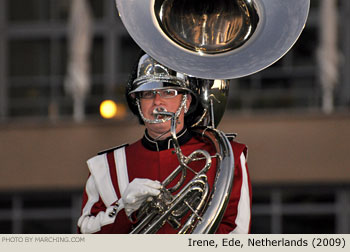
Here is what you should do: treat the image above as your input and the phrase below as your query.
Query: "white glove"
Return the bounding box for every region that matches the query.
[122,178,161,216]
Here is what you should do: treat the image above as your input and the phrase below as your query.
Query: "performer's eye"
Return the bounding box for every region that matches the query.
[161,89,177,98]
[141,91,154,99]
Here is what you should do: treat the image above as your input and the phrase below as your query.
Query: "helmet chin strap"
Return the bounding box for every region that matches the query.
[136,94,188,126]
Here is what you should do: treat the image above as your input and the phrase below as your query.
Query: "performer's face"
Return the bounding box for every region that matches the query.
[139,90,191,140]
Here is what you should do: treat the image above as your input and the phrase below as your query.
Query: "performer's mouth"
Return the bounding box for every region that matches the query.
[152,107,167,120]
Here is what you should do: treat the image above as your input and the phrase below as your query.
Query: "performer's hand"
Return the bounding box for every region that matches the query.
[122,178,161,216]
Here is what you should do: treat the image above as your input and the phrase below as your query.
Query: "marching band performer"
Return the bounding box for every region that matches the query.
[77,53,252,234]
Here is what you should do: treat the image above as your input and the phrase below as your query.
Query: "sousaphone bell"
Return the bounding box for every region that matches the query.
[116,0,310,79]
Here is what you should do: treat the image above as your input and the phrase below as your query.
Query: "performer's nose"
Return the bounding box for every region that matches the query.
[153,93,163,105]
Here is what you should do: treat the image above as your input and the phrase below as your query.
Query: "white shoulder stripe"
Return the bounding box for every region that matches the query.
[87,154,118,206]
[114,147,129,196]
[230,152,251,234]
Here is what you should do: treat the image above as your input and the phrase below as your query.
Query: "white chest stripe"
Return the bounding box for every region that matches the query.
[87,154,117,207]
[230,152,251,234]
[114,147,129,196]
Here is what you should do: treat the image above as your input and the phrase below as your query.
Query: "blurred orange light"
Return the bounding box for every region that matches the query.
[100,100,117,119]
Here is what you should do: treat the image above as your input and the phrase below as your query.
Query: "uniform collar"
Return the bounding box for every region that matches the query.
[142,127,192,151]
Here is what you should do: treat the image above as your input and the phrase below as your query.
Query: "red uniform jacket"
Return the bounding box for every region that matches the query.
[78,129,251,234]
